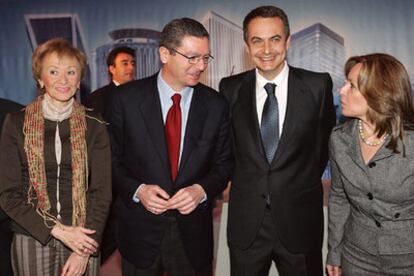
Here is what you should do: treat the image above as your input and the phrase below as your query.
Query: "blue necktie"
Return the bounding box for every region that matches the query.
[261,83,279,164]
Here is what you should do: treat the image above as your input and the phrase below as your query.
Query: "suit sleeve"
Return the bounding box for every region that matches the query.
[326,135,351,266]
[196,98,233,200]
[0,114,52,244]
[84,119,112,246]
[318,73,336,175]
[107,92,142,209]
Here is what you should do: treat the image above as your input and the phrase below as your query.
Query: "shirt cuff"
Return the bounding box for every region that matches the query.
[200,193,207,204]
[132,184,145,203]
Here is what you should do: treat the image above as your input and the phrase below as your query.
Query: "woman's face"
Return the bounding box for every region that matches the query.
[38,52,81,107]
[339,63,369,121]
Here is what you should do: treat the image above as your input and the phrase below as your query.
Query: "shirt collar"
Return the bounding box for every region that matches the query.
[255,61,289,89]
[112,80,120,86]
[157,70,192,106]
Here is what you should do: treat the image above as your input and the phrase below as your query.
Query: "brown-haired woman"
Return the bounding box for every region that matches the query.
[326,53,414,275]
[0,38,111,276]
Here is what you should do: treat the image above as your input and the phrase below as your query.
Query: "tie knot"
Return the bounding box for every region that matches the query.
[264,83,276,96]
[171,93,181,105]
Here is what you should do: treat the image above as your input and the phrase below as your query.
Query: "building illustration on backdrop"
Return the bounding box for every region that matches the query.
[94,28,161,89]
[287,23,346,180]
[200,11,255,90]
[288,23,346,122]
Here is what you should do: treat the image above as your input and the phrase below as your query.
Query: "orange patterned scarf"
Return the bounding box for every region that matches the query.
[23,95,88,227]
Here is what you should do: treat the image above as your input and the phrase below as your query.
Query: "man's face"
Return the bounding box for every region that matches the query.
[245,16,290,80]
[109,53,136,84]
[159,36,210,91]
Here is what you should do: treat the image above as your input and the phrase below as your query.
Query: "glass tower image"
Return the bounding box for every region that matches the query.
[200,11,254,90]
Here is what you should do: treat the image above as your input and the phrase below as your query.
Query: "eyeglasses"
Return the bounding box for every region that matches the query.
[170,48,214,65]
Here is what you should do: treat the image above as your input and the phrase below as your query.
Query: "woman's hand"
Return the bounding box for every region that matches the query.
[326,264,342,276]
[61,252,89,276]
[51,224,98,256]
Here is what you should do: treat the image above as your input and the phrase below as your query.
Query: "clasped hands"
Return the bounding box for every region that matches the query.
[51,224,98,276]
[137,184,206,215]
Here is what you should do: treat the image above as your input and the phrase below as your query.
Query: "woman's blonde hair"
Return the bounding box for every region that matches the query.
[345,53,414,153]
[32,38,87,92]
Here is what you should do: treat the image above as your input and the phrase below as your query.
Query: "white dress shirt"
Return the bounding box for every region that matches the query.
[255,61,289,137]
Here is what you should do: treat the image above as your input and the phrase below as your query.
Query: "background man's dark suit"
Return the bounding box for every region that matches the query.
[85,81,116,119]
[0,98,23,276]
[108,73,232,271]
[220,67,335,258]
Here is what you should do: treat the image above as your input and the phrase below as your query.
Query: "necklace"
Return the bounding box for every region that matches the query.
[358,120,388,147]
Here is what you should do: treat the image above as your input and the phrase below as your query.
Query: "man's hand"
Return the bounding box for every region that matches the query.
[137,184,170,215]
[167,184,206,215]
[326,264,342,276]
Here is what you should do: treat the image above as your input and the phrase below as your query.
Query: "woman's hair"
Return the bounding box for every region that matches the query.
[345,53,414,153]
[32,38,87,91]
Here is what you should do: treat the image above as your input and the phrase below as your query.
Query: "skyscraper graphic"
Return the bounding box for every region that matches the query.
[25,13,91,102]
[288,23,346,92]
[200,11,254,90]
[288,23,346,180]
[288,23,346,127]
[94,28,161,90]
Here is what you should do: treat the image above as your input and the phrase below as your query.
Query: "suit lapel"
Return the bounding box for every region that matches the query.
[138,76,169,167]
[270,68,310,166]
[236,71,269,167]
[178,84,207,174]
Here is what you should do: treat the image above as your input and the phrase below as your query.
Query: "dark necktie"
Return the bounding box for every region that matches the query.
[165,93,182,181]
[261,83,279,164]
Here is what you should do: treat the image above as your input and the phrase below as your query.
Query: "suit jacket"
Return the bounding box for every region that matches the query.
[0,98,23,223]
[219,67,335,253]
[85,81,117,120]
[327,120,414,265]
[107,73,233,270]
[0,109,112,245]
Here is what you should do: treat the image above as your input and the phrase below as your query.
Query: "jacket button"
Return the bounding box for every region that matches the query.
[368,162,376,168]
[375,220,381,227]
[394,213,401,219]
[366,192,374,200]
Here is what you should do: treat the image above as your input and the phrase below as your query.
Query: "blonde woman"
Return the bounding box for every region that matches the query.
[327,53,414,275]
[0,38,111,276]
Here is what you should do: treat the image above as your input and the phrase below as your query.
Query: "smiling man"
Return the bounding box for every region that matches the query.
[86,46,135,117]
[219,5,336,276]
[107,18,232,276]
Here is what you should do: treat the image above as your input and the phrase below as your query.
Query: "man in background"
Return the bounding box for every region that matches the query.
[0,97,23,276]
[86,46,135,117]
[86,46,135,264]
[220,5,335,275]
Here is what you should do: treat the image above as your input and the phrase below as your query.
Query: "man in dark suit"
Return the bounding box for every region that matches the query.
[107,18,232,276]
[85,46,135,264]
[86,46,135,116]
[219,6,336,276]
[0,98,23,276]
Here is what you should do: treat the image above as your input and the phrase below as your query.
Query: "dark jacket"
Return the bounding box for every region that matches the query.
[220,67,335,253]
[107,73,233,270]
[0,108,112,246]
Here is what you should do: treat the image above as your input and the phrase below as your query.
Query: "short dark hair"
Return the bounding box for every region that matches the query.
[243,6,290,42]
[159,18,209,50]
[106,46,135,67]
